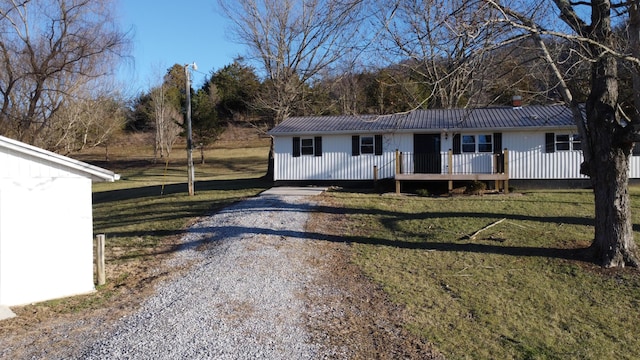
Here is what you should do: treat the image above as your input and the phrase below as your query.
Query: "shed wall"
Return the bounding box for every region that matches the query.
[0,158,95,306]
[0,146,83,179]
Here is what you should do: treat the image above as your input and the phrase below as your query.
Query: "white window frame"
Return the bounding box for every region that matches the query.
[360,136,374,154]
[462,135,476,153]
[555,134,581,151]
[301,138,315,156]
[478,134,493,153]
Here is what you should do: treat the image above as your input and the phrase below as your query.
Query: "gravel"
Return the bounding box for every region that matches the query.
[80,193,334,359]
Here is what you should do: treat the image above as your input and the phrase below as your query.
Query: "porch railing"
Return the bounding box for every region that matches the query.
[395,149,509,176]
[394,149,510,194]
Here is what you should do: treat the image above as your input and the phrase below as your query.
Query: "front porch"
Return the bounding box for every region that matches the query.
[391,149,510,194]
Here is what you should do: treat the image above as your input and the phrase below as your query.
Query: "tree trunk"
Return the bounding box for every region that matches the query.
[585,9,640,266]
[589,140,639,267]
[264,137,275,182]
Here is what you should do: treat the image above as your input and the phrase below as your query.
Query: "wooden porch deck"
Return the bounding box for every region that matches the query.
[391,150,510,194]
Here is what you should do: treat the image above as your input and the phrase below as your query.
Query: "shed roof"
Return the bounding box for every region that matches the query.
[0,135,119,182]
[268,104,577,136]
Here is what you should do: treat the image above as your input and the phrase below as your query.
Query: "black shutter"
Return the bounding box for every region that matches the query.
[293,137,301,157]
[374,135,383,155]
[545,133,555,153]
[493,133,502,154]
[314,136,322,156]
[452,134,461,154]
[352,135,360,156]
[633,143,640,156]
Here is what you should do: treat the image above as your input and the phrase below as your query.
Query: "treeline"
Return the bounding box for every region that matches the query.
[1,0,637,156]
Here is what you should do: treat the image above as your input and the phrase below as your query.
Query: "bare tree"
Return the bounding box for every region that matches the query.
[374,0,509,109]
[218,0,366,125]
[0,0,131,147]
[149,83,183,162]
[477,0,640,267]
[43,91,126,156]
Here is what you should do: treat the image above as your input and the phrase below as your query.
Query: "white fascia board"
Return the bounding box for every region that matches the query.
[0,135,119,182]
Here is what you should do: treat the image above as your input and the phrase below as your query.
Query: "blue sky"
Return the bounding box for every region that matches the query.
[117,0,243,93]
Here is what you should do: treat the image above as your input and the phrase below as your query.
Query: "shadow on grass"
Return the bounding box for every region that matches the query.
[93,177,271,204]
[151,195,595,264]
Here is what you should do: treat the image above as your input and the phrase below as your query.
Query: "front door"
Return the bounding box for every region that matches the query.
[414,134,441,173]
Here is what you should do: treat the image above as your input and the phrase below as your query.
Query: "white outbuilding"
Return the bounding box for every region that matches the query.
[0,135,118,306]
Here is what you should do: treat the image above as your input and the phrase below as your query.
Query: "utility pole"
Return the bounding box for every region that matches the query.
[185,63,197,196]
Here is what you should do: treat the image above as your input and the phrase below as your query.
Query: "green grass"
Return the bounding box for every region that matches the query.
[91,141,271,263]
[321,189,640,359]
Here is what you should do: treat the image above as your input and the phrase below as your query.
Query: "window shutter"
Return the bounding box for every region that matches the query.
[545,133,555,153]
[452,134,461,154]
[633,143,640,156]
[293,137,301,157]
[352,135,360,156]
[314,136,322,156]
[374,135,383,155]
[493,133,502,154]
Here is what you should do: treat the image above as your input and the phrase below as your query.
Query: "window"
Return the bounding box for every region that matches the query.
[454,133,501,154]
[478,134,493,152]
[352,135,383,156]
[555,134,570,150]
[462,135,476,153]
[571,134,581,151]
[361,136,374,154]
[293,136,322,157]
[301,138,314,155]
[546,133,581,153]
[555,134,580,151]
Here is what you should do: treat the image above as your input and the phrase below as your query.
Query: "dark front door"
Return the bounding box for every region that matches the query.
[414,134,441,173]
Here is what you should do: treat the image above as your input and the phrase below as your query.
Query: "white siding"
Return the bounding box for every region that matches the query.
[274,134,412,181]
[0,140,103,306]
[0,177,94,306]
[273,130,640,181]
[630,156,640,178]
[503,131,585,179]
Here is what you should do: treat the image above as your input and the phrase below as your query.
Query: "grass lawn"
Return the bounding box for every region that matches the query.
[38,131,273,313]
[318,189,640,359]
[17,126,640,359]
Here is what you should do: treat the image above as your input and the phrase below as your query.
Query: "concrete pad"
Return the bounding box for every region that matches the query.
[0,306,16,321]
[260,186,328,197]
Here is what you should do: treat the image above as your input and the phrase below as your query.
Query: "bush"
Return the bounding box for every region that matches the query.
[416,188,430,197]
[464,180,486,195]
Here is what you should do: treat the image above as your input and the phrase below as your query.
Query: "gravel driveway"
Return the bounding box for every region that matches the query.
[1,188,441,359]
[82,191,341,359]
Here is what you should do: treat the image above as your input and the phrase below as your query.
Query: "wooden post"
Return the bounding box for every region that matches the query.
[494,153,499,190]
[96,234,106,286]
[448,149,453,192]
[503,149,510,194]
[395,149,401,194]
[373,165,378,191]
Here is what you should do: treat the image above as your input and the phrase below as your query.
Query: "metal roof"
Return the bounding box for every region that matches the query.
[268,104,577,135]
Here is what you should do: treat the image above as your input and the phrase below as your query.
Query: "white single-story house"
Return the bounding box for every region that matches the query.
[268,104,640,190]
[0,135,118,306]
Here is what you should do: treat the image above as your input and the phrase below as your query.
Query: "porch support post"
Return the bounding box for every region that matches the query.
[448,149,453,192]
[395,149,401,194]
[494,153,500,191]
[504,149,509,194]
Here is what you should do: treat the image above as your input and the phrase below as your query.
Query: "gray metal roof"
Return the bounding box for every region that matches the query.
[268,104,576,135]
